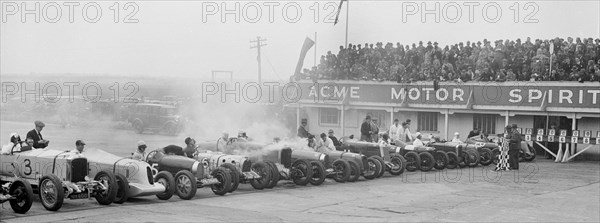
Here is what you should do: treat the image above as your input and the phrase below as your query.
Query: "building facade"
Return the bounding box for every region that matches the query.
[285,80,600,160]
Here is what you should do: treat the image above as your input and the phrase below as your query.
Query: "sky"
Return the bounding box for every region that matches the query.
[1,0,599,82]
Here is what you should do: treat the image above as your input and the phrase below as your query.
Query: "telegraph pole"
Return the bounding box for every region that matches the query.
[250,36,267,84]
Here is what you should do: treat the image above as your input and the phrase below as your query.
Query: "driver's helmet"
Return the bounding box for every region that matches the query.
[9,133,20,143]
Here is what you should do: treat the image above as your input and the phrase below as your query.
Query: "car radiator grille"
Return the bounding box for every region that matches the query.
[281,148,292,169]
[71,158,88,182]
[242,160,251,172]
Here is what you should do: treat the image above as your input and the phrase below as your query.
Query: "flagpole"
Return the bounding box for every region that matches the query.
[314,32,317,68]
[344,0,349,47]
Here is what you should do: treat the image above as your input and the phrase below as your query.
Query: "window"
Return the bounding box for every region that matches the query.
[473,114,497,134]
[319,108,340,125]
[417,112,438,132]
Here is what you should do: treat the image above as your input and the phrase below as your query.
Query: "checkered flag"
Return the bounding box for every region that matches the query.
[494,137,510,171]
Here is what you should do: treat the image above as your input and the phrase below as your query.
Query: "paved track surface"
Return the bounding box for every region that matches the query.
[1,121,599,222]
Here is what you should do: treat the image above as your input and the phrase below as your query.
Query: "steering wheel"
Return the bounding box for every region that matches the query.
[227,137,237,145]
[145,150,159,164]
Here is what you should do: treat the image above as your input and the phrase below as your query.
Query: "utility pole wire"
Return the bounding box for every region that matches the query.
[250,36,267,84]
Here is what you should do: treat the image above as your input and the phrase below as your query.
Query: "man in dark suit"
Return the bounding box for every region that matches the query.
[508,124,523,170]
[26,121,49,149]
[297,120,309,138]
[360,116,373,142]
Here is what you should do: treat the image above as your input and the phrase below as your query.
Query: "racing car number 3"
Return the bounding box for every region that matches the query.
[23,159,32,175]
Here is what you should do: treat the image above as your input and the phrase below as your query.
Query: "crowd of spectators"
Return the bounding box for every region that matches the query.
[294,37,600,83]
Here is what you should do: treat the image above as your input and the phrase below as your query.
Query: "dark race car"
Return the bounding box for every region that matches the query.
[391,140,449,171]
[194,151,272,191]
[339,139,406,177]
[146,148,233,200]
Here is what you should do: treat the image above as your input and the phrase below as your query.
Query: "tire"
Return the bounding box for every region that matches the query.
[220,163,240,193]
[388,155,406,175]
[309,161,326,186]
[38,174,64,211]
[175,170,197,200]
[434,151,448,170]
[492,148,501,165]
[363,157,381,180]
[479,148,493,166]
[249,162,271,190]
[404,151,421,172]
[446,152,459,169]
[347,160,360,182]
[370,156,386,178]
[94,171,118,205]
[164,122,178,136]
[264,162,280,189]
[458,151,469,168]
[211,167,232,196]
[114,174,129,204]
[8,179,34,214]
[419,152,435,172]
[154,171,176,200]
[467,150,480,167]
[331,159,351,183]
[523,145,536,161]
[291,159,313,186]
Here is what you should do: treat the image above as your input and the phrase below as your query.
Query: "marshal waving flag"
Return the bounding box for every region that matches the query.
[293,37,315,77]
[334,0,346,25]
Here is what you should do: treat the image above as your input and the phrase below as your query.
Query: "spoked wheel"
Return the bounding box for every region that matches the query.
[419,152,435,172]
[388,155,406,175]
[370,156,386,178]
[291,159,313,186]
[39,174,64,211]
[479,148,493,166]
[309,161,326,186]
[434,151,449,170]
[175,170,197,200]
[94,171,118,205]
[220,163,240,193]
[249,162,271,190]
[347,160,360,182]
[446,152,459,169]
[264,162,280,189]
[211,167,232,196]
[331,159,351,183]
[114,174,129,204]
[164,123,178,136]
[467,150,480,167]
[9,179,34,214]
[363,157,382,180]
[154,171,176,200]
[404,151,421,172]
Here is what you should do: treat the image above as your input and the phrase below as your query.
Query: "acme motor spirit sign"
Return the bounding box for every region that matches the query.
[299,82,600,108]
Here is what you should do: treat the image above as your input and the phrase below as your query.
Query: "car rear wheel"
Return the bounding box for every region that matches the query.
[133,120,144,134]
[94,171,118,205]
[249,162,271,190]
[175,170,197,200]
[164,122,178,136]
[291,159,312,186]
[404,151,421,172]
[419,152,435,172]
[467,150,480,167]
[211,167,232,196]
[39,174,64,211]
[479,148,493,166]
[363,157,381,180]
[347,160,360,182]
[114,174,129,204]
[446,152,459,169]
[9,179,34,214]
[388,155,406,175]
[220,163,240,193]
[434,151,449,170]
[154,171,176,200]
[332,159,351,183]
[309,161,326,186]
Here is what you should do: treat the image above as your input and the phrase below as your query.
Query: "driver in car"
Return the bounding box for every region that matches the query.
[183,137,197,158]
[216,132,229,152]
[1,133,21,154]
[132,140,147,161]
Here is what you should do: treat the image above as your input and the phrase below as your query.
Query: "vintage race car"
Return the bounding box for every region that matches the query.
[84,148,173,203]
[464,137,497,166]
[0,147,117,211]
[427,141,480,168]
[194,151,272,191]
[390,140,449,171]
[0,178,34,213]
[146,149,232,200]
[198,138,313,188]
[490,141,537,164]
[339,140,406,177]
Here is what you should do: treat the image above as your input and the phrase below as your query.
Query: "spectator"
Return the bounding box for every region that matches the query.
[360,115,373,142]
[389,119,401,141]
[328,129,341,148]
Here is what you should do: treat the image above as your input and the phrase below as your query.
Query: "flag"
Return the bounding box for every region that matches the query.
[294,37,315,77]
[399,90,409,108]
[334,0,346,25]
[539,91,548,111]
[465,90,474,109]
